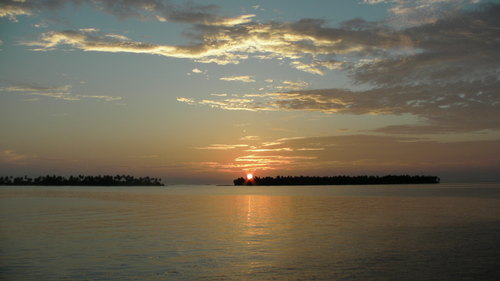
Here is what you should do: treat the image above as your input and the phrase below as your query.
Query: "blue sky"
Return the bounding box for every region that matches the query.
[1,0,500,183]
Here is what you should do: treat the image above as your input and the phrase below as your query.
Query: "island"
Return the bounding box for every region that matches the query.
[0,175,164,186]
[233,175,440,186]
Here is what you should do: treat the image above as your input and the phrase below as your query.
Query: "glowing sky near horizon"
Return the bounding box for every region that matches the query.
[1,0,500,183]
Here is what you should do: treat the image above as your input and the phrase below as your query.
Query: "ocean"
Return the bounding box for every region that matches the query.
[1,183,499,280]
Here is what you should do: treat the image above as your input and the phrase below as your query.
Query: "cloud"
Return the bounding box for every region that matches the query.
[291,60,345,75]
[297,148,325,151]
[12,1,500,134]
[274,135,500,174]
[219,75,255,83]
[176,97,195,104]
[275,80,309,91]
[0,0,36,21]
[195,144,249,150]
[78,95,122,102]
[355,6,500,87]
[254,135,500,174]
[178,94,271,111]
[240,135,260,141]
[0,150,29,163]
[23,10,411,67]
[0,83,122,102]
[0,0,255,26]
[187,134,500,176]
[23,28,251,65]
[189,67,207,76]
[13,0,499,82]
[245,147,293,152]
[232,155,317,171]
[179,79,500,133]
[364,0,483,27]
[188,136,325,172]
[364,0,388,4]
[96,1,255,26]
[177,4,500,134]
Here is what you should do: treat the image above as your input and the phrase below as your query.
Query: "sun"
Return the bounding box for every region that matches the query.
[246,173,254,180]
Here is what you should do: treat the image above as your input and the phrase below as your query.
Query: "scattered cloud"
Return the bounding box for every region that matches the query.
[0,83,121,102]
[177,94,267,111]
[271,134,500,174]
[7,1,500,136]
[178,79,500,133]
[232,155,317,172]
[192,68,202,73]
[276,80,309,91]
[191,134,500,175]
[176,4,500,134]
[219,75,255,83]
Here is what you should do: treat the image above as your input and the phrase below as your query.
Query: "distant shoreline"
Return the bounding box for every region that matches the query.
[0,175,164,186]
[234,175,440,186]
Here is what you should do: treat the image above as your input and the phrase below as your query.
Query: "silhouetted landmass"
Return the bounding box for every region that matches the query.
[0,175,164,186]
[234,175,440,186]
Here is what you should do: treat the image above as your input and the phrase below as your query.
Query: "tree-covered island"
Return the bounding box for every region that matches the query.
[234,175,440,186]
[0,175,164,186]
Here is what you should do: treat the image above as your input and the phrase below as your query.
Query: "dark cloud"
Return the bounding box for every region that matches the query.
[177,4,500,134]
[93,0,253,25]
[0,0,253,25]
[355,4,500,86]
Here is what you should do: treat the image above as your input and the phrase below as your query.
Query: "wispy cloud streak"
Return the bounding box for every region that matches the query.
[219,75,255,83]
[0,84,122,102]
[195,144,248,150]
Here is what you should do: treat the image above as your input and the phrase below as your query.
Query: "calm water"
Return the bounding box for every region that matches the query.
[1,183,500,280]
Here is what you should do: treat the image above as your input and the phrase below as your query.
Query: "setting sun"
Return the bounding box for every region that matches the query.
[246,173,254,180]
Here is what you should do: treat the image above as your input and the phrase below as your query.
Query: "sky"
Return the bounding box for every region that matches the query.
[1,0,499,184]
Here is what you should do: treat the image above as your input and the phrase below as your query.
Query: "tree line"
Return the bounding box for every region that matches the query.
[0,175,164,186]
[234,175,440,186]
